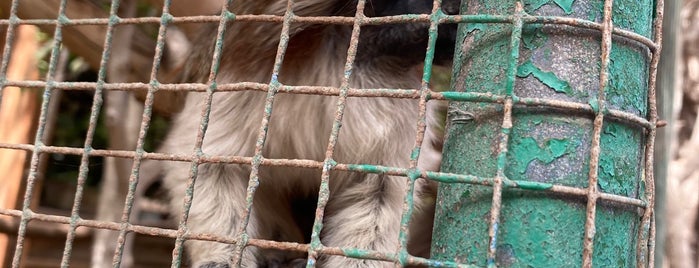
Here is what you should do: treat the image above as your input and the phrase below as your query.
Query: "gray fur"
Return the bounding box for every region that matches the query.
[159,1,448,267]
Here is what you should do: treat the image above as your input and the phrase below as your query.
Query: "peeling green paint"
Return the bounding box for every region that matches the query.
[507,115,590,188]
[553,0,576,14]
[510,137,576,174]
[433,0,651,266]
[587,0,654,37]
[440,91,501,102]
[516,61,572,94]
[592,207,640,267]
[598,122,643,196]
[515,180,553,191]
[342,248,369,258]
[524,0,551,12]
[347,164,390,174]
[588,97,599,112]
[522,24,548,50]
[466,23,488,34]
[612,0,654,38]
[607,46,649,116]
[524,0,575,14]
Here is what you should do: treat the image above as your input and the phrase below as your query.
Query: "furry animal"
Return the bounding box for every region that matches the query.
[158,0,458,267]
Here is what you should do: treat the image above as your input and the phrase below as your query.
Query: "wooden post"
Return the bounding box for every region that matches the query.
[0,25,41,268]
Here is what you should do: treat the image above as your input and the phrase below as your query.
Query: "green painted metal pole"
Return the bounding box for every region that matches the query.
[432,0,658,267]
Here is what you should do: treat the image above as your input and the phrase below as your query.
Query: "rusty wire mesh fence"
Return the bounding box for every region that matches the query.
[0,0,663,267]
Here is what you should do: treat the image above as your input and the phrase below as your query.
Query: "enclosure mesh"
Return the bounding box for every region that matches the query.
[0,0,663,267]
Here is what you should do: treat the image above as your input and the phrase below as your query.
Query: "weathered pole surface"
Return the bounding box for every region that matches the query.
[432,0,659,267]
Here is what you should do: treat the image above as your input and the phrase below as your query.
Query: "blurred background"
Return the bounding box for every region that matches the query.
[0,0,695,267]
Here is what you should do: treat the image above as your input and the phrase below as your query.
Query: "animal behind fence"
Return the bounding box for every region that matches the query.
[157,0,458,267]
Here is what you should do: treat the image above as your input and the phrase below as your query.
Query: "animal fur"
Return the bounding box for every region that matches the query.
[158,1,457,267]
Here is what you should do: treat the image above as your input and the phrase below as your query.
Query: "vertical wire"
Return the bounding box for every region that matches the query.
[227,0,297,266]
[9,0,69,266]
[638,0,664,266]
[395,0,442,266]
[305,1,366,266]
[59,0,124,266]
[485,3,523,267]
[581,0,615,266]
[111,0,176,266]
[169,0,234,267]
[648,214,657,266]
[0,0,20,102]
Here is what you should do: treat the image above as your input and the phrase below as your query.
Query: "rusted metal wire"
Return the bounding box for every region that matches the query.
[167,0,234,266]
[109,0,172,265]
[57,0,120,264]
[227,0,299,265]
[304,0,366,265]
[395,0,445,266]
[0,14,662,53]
[0,0,663,267]
[0,0,20,102]
[0,207,469,267]
[579,0,614,266]
[481,3,524,266]
[7,0,69,267]
[640,0,665,266]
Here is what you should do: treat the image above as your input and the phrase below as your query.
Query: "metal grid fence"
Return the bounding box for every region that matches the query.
[0,0,663,267]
